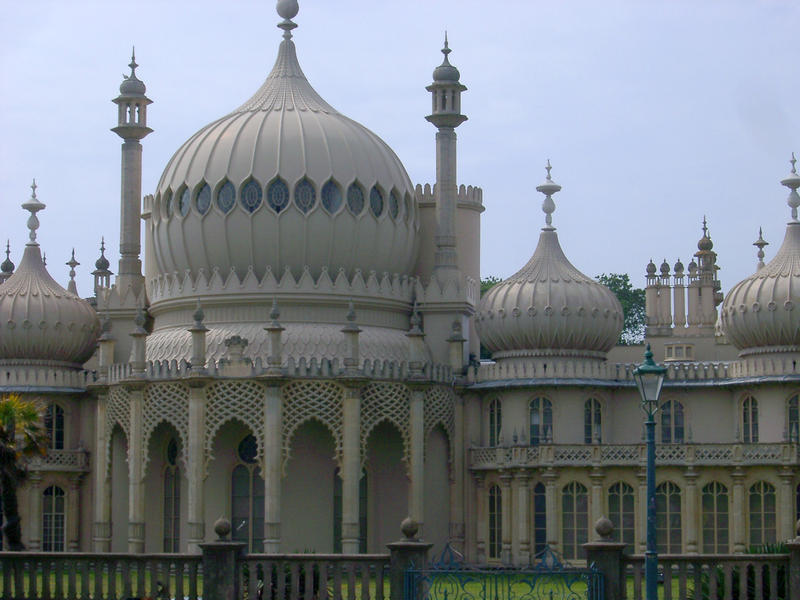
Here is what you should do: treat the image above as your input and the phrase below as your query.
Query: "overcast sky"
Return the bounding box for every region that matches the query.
[1,0,797,297]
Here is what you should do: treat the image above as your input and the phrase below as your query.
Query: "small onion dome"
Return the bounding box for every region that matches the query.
[119,51,146,96]
[477,230,623,359]
[0,244,100,366]
[674,258,684,274]
[659,259,670,276]
[688,259,698,274]
[1,242,13,275]
[432,35,460,82]
[646,259,656,276]
[95,243,110,271]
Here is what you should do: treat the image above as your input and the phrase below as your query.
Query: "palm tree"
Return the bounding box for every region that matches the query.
[0,394,48,550]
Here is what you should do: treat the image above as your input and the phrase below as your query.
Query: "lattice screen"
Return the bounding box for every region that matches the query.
[105,386,132,473]
[142,383,189,475]
[282,381,343,471]
[425,386,455,462]
[204,381,265,473]
[360,382,410,467]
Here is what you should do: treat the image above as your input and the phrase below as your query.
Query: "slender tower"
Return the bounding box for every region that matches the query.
[112,50,152,294]
[426,35,467,286]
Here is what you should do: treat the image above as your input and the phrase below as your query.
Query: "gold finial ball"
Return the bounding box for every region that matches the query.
[595,516,614,540]
[277,0,299,20]
[214,517,232,540]
[401,516,419,539]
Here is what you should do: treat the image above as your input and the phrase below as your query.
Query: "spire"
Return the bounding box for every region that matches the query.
[21,179,45,246]
[535,160,562,230]
[754,227,768,271]
[129,47,138,78]
[781,152,800,221]
[276,0,299,40]
[432,31,461,83]
[1,241,14,281]
[66,248,80,295]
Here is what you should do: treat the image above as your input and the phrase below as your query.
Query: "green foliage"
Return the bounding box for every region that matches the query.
[480,276,503,297]
[595,273,646,345]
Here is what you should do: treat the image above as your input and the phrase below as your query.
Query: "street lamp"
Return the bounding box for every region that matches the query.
[633,344,667,600]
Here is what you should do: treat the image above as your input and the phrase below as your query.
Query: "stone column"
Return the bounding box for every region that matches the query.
[340,382,362,553]
[200,519,246,600]
[637,469,647,553]
[186,380,208,552]
[779,467,795,541]
[500,471,512,563]
[449,395,465,552]
[474,473,486,563]
[543,468,559,552]
[263,382,284,553]
[67,474,82,551]
[127,384,145,553]
[93,392,112,552]
[732,468,745,553]
[589,468,605,529]
[27,472,43,550]
[685,467,699,553]
[516,470,531,565]
[387,520,433,600]
[409,388,426,531]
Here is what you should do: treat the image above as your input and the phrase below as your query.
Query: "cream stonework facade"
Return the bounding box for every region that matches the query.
[1,0,800,564]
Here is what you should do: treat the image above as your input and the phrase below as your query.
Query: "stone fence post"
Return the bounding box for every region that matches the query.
[387,518,433,600]
[200,518,247,600]
[582,517,627,600]
[787,521,800,600]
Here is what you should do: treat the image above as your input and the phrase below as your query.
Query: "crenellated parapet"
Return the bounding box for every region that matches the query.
[415,183,483,210]
[0,363,96,392]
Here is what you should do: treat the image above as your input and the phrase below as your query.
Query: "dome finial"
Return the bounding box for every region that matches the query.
[0,240,14,279]
[276,0,299,40]
[535,159,562,230]
[21,178,46,246]
[66,248,80,295]
[129,47,138,78]
[443,31,451,58]
[754,227,768,271]
[781,152,800,221]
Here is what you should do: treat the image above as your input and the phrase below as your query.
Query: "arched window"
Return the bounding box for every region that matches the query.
[584,398,602,444]
[388,190,400,219]
[163,438,180,552]
[788,395,799,442]
[488,398,502,447]
[216,180,235,213]
[749,481,776,546]
[656,482,682,553]
[294,178,316,214]
[231,434,265,552]
[742,396,758,443]
[529,398,553,445]
[347,182,365,215]
[178,186,191,217]
[240,179,263,213]
[533,482,546,555]
[660,398,685,443]
[562,482,588,560]
[42,485,65,552]
[267,178,289,213]
[702,482,728,553]
[195,183,211,215]
[44,404,64,450]
[608,482,635,547]
[488,485,502,560]
[369,186,384,217]
[321,180,342,214]
[333,467,367,553]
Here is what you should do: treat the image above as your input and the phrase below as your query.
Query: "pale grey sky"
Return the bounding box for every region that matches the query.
[1,0,797,296]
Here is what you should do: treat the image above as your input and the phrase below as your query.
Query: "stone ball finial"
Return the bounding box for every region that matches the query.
[595,516,614,540]
[401,516,419,540]
[277,0,299,20]
[214,517,232,540]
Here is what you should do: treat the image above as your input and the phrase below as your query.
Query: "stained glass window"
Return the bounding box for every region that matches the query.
[347,183,365,215]
[388,190,399,219]
[295,178,316,214]
[217,181,235,213]
[241,180,263,213]
[196,183,211,215]
[370,186,384,217]
[267,179,289,213]
[322,180,342,213]
[179,187,191,216]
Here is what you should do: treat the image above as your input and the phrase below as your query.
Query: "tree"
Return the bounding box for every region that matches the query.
[596,273,646,345]
[480,275,502,297]
[0,394,48,550]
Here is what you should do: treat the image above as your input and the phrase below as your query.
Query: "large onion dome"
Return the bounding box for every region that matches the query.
[0,183,100,367]
[720,156,800,353]
[476,164,623,360]
[150,2,417,287]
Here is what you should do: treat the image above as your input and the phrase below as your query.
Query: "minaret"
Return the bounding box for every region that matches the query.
[66,249,80,296]
[687,217,720,334]
[426,34,467,285]
[753,228,768,271]
[92,237,113,295]
[112,49,152,294]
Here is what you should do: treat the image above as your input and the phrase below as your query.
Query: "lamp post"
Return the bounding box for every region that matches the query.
[633,344,667,600]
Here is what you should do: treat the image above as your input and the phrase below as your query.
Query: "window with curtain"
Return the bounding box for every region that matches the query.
[701,481,728,553]
[742,396,759,443]
[660,398,685,443]
[529,398,553,445]
[584,399,602,444]
[42,485,65,552]
[489,399,502,447]
[749,481,776,546]
[163,438,180,552]
[562,482,588,560]
[656,481,682,553]
[488,485,502,560]
[231,434,265,552]
[44,404,64,450]
[608,482,635,547]
[533,482,547,555]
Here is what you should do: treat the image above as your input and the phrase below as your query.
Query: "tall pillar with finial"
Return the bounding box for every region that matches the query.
[112,49,152,296]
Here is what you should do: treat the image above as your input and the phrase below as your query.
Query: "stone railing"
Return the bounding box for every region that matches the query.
[27,449,89,473]
[469,442,798,470]
[0,365,96,391]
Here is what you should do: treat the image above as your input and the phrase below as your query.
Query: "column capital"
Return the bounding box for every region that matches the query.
[498,470,513,487]
[684,466,699,482]
[779,466,796,481]
[589,467,605,483]
[473,472,486,487]
[542,467,559,483]
[515,469,531,484]
[732,467,746,482]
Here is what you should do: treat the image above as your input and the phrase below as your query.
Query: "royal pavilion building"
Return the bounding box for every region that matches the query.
[1,0,799,565]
